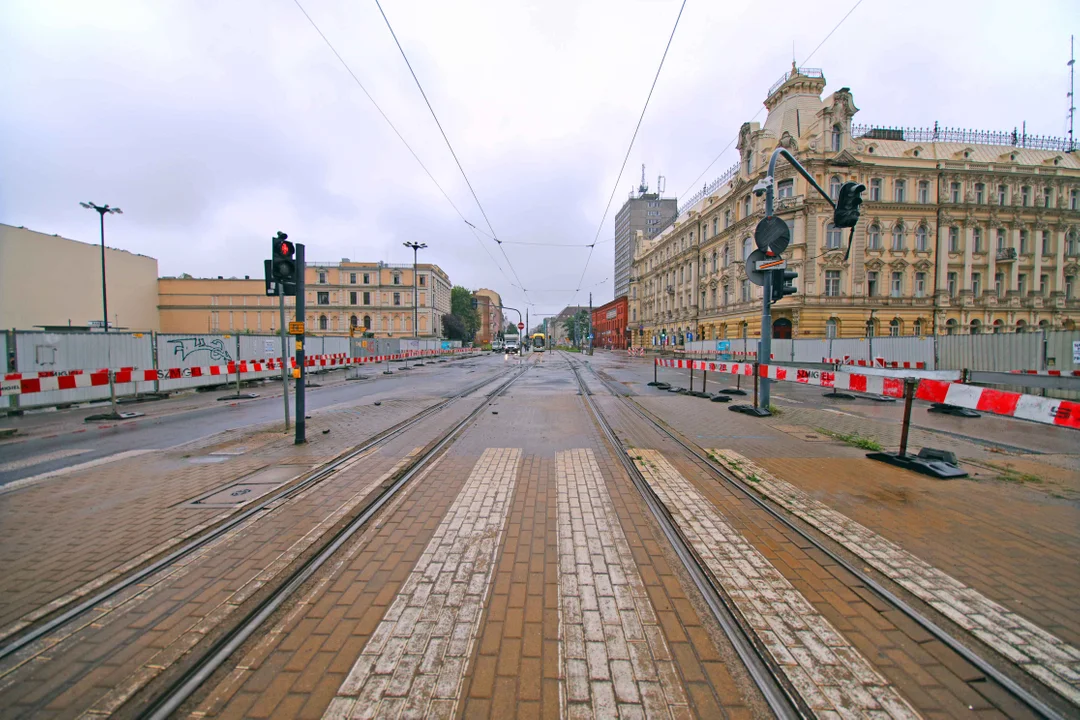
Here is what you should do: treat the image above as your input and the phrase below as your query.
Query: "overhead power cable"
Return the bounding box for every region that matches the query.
[373,0,531,302]
[571,0,688,304]
[290,0,518,290]
[677,0,866,205]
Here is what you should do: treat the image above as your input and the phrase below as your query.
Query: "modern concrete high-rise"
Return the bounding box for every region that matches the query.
[613,179,677,298]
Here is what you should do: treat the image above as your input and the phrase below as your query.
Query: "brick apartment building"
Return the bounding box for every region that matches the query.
[591,296,629,350]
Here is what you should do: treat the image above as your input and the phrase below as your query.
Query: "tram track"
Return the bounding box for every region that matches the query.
[134,361,531,719]
[563,351,1069,720]
[0,360,520,665]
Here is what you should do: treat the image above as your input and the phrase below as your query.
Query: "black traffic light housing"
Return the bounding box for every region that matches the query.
[267,231,297,296]
[770,269,798,302]
[833,182,866,228]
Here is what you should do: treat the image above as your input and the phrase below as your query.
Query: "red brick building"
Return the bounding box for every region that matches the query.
[591,296,628,350]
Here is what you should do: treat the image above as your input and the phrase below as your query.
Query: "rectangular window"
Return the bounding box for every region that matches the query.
[363,273,370,284]
[393,274,401,285]
[1072,190,1078,210]
[724,210,731,228]
[915,271,926,298]
[743,196,751,217]
[741,279,750,302]
[893,179,906,203]
[972,272,981,296]
[318,272,327,284]
[349,291,357,305]
[777,179,794,198]
[349,273,356,284]
[975,184,985,204]
[947,271,957,296]
[890,272,902,297]
[1040,274,1049,295]
[949,227,960,252]
[1042,231,1051,255]
[393,292,401,306]
[973,228,982,253]
[826,225,842,249]
[995,272,1005,297]
[1020,230,1029,255]
[317,292,329,305]
[949,182,959,203]
[867,271,878,297]
[1018,274,1027,296]
[998,185,1007,206]
[419,275,426,286]
[869,178,882,201]
[712,217,718,235]
[1044,187,1053,208]
[363,291,371,305]
[918,180,930,203]
[1068,276,1076,300]
[997,229,1007,250]
[825,270,841,297]
[1021,187,1030,206]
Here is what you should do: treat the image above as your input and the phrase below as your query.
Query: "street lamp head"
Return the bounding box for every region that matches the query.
[110,207,123,215]
[79,202,92,209]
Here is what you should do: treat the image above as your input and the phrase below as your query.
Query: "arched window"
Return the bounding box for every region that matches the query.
[969,319,981,335]
[894,179,906,202]
[363,315,372,330]
[889,318,901,337]
[742,237,753,262]
[722,246,730,267]
[865,318,878,337]
[1015,320,1027,333]
[1038,319,1051,328]
[945,319,958,335]
[913,319,922,336]
[992,319,1004,334]
[831,125,842,152]
[829,175,842,200]
[826,223,842,249]
[350,315,358,328]
[868,224,882,250]
[712,250,718,272]
[915,225,929,251]
[891,223,904,250]
[319,315,328,330]
[825,317,838,339]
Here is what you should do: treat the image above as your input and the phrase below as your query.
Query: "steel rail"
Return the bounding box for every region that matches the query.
[579,358,1068,720]
[0,361,517,663]
[137,363,530,719]
[562,353,806,720]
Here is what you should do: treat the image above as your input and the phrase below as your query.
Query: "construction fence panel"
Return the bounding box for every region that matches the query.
[0,331,9,410]
[1044,330,1080,374]
[156,333,242,392]
[13,331,155,408]
[937,333,1041,373]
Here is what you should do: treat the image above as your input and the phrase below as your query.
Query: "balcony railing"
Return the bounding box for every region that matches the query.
[852,122,1078,153]
[767,67,823,96]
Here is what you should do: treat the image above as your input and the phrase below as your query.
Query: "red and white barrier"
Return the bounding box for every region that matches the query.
[1,348,480,397]
[1010,369,1080,377]
[628,348,645,357]
[823,356,927,370]
[654,358,755,375]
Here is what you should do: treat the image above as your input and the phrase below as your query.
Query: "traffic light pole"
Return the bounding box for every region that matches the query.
[295,243,306,445]
[279,284,290,431]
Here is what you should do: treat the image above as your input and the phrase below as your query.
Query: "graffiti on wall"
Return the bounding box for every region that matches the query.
[168,337,232,363]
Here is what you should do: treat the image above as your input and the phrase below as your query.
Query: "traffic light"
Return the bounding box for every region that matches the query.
[771,269,798,302]
[272,232,296,281]
[833,182,866,228]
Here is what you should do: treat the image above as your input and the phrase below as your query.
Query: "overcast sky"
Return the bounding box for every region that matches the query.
[2,0,1076,317]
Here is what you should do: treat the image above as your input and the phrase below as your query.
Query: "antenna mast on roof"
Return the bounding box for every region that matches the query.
[638,164,649,195]
[1068,35,1076,152]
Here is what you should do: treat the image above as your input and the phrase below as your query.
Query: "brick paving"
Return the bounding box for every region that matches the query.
[556,448,692,719]
[634,448,920,718]
[0,397,446,640]
[710,449,1080,708]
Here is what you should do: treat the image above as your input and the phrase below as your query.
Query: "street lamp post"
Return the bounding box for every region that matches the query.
[403,242,427,341]
[80,201,124,419]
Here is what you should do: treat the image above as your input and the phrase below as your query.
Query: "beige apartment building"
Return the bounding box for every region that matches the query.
[160,261,453,337]
[0,224,159,332]
[630,64,1080,346]
[472,288,503,344]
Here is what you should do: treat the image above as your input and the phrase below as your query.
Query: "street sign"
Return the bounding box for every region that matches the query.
[288,321,305,335]
[517,322,525,330]
[745,249,768,286]
[754,215,790,255]
[716,340,731,352]
[755,257,787,271]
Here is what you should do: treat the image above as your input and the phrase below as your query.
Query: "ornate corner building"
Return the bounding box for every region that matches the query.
[629,64,1080,346]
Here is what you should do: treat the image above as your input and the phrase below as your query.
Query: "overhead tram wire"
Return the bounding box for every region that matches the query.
[677,0,866,206]
[290,0,519,292]
[373,0,531,302]
[571,0,688,305]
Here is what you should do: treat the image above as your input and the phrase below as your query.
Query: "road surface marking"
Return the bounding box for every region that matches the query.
[0,449,158,496]
[325,448,522,719]
[712,449,1080,708]
[0,448,92,473]
[634,449,920,719]
[557,448,690,719]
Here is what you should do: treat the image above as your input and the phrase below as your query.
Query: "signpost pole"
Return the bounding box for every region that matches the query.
[235,333,241,396]
[278,285,290,431]
[295,243,306,444]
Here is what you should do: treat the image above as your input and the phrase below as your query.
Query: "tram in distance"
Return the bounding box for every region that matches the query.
[530,333,546,352]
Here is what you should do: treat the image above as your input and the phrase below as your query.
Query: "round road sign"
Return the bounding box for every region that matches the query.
[745,248,768,286]
[754,215,790,255]
[517,322,525,330]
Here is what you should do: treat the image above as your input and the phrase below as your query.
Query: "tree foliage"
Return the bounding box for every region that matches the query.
[442,313,469,341]
[448,286,480,341]
[562,310,590,346]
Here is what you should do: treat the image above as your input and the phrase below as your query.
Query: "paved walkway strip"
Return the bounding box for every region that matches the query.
[556,448,691,719]
[324,448,522,720]
[711,449,1080,708]
[633,449,920,719]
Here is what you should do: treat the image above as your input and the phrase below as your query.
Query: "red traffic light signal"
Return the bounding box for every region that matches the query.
[272,233,296,283]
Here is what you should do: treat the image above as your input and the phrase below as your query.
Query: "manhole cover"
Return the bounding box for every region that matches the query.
[184,466,303,507]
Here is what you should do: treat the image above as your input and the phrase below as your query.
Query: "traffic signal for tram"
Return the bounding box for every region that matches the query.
[272,232,296,281]
[771,269,798,302]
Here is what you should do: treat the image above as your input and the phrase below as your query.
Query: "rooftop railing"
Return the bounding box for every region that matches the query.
[852,122,1078,153]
